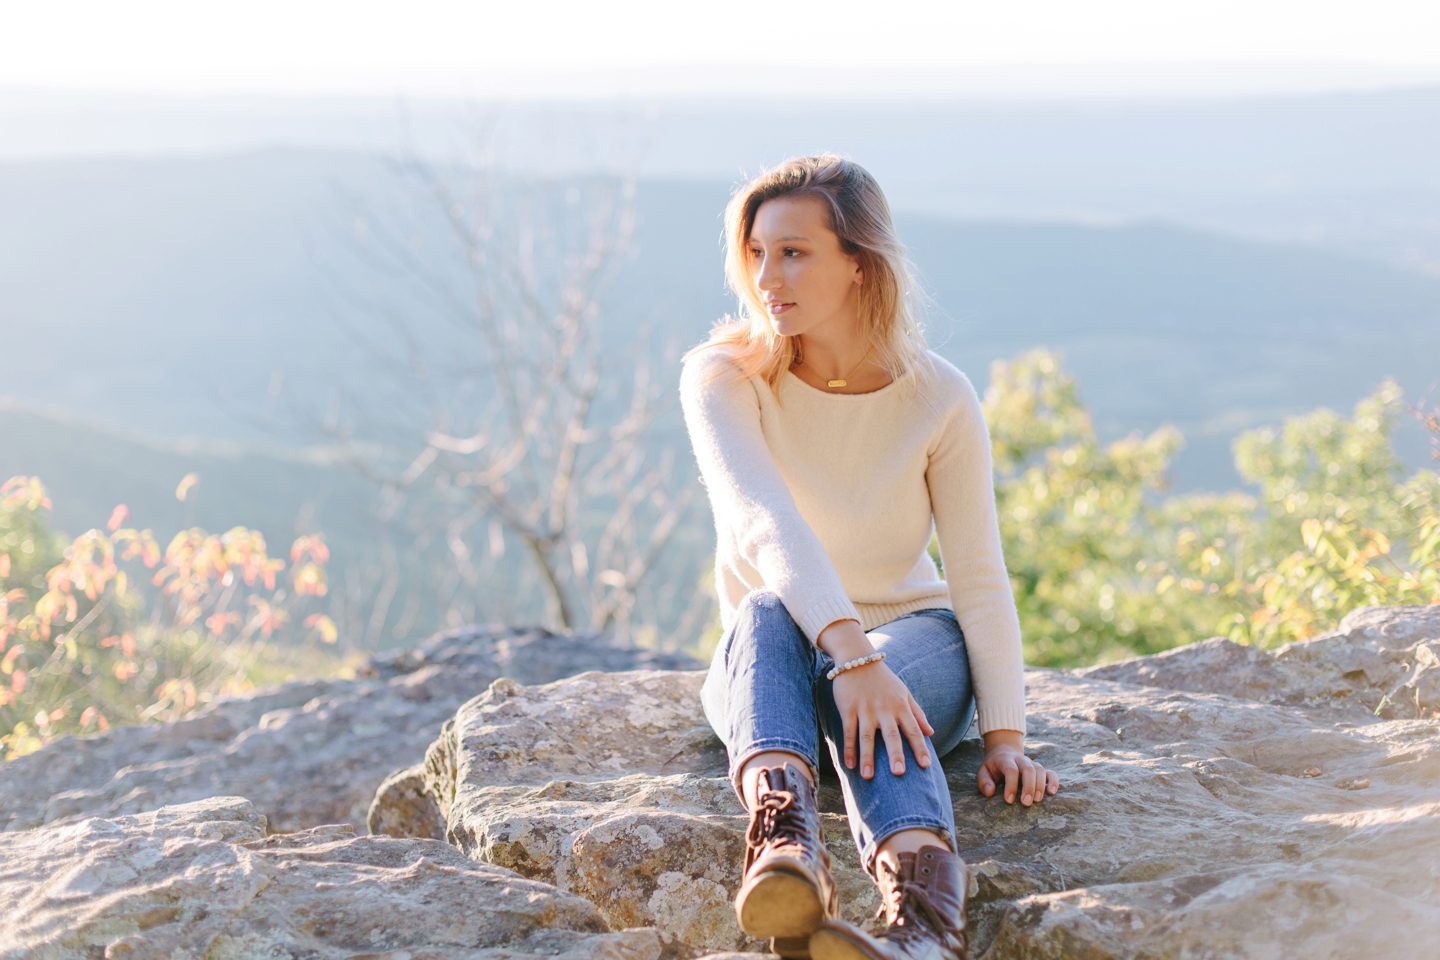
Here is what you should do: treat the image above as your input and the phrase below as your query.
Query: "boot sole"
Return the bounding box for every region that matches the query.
[808,924,885,960]
[735,868,826,940]
[771,935,813,959]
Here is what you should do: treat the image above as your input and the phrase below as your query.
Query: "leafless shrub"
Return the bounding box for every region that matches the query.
[324,138,697,641]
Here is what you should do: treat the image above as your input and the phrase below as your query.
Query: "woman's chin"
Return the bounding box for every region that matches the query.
[770,317,805,338]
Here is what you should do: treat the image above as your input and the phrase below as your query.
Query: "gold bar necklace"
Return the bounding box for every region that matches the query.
[826,346,873,388]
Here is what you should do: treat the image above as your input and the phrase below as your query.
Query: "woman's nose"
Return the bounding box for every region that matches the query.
[756,254,782,290]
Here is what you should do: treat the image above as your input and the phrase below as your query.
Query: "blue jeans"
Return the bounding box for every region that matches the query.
[701,590,976,872]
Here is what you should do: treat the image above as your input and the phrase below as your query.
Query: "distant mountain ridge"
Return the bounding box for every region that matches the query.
[2,148,1435,491]
[3,146,1438,649]
[4,86,1438,270]
[0,401,372,576]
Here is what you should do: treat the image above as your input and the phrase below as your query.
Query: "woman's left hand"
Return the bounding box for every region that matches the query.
[978,730,1059,806]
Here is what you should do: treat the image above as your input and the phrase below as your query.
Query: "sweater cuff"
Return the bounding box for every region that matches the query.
[976,704,1027,737]
[796,597,862,646]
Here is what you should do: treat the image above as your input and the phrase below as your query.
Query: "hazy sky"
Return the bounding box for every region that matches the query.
[4,0,1440,98]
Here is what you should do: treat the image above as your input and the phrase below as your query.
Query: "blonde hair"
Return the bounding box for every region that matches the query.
[688,154,929,390]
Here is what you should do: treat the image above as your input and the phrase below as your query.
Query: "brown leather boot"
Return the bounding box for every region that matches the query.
[808,845,967,960]
[734,764,839,959]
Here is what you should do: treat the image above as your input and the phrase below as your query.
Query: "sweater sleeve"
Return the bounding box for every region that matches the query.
[680,351,860,643]
[926,371,1028,735]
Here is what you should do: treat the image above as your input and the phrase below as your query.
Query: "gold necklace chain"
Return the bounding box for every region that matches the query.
[793,341,873,389]
[822,345,873,388]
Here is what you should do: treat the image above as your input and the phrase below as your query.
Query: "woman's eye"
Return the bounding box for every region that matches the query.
[784,247,800,257]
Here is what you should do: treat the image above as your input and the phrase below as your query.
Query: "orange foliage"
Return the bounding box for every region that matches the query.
[2,475,339,758]
[1,477,51,511]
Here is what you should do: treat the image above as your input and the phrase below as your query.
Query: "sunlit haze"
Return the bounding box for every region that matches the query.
[3,0,1440,99]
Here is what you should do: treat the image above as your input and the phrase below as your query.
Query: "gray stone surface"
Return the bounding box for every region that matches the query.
[1081,604,1440,721]
[6,608,1440,959]
[0,626,698,834]
[958,668,1439,959]
[369,761,447,840]
[0,796,660,960]
[420,672,790,955]
[383,607,1440,959]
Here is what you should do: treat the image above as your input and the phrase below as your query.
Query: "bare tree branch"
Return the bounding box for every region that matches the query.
[328,134,692,639]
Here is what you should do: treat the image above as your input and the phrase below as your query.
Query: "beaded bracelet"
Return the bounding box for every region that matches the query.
[825,651,886,681]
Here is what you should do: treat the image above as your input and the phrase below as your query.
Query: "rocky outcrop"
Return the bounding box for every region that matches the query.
[1081,604,1440,721]
[956,667,1439,959]
[0,626,697,834]
[369,762,449,841]
[400,671,882,956]
[0,796,660,959]
[5,607,1440,959]
[372,606,1440,959]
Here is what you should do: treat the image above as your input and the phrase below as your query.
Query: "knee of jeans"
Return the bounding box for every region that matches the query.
[737,588,783,618]
[736,590,804,639]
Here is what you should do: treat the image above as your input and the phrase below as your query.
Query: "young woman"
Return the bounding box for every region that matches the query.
[680,156,1059,960]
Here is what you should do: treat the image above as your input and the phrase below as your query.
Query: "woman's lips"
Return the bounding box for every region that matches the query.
[766,301,794,315]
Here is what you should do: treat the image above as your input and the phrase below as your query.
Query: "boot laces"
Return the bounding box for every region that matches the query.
[876,862,964,947]
[744,785,807,870]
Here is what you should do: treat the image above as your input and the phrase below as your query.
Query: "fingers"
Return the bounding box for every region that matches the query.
[880,717,905,776]
[832,666,942,781]
[980,755,1063,806]
[910,695,935,738]
[1019,760,1039,806]
[899,709,931,770]
[843,708,857,770]
[1001,756,1021,804]
[1022,761,1058,804]
[859,711,876,779]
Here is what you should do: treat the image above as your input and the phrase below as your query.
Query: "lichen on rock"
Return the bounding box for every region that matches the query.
[386,607,1440,959]
[0,796,661,960]
[5,608,1440,959]
[0,625,698,836]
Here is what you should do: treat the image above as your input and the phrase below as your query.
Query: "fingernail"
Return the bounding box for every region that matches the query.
[863,766,872,777]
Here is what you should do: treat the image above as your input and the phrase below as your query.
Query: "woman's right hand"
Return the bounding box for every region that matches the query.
[820,620,935,780]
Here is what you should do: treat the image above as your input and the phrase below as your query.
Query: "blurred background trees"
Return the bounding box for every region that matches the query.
[987,350,1440,667]
[1,478,342,757]
[7,344,1435,756]
[314,151,702,646]
[7,123,1437,667]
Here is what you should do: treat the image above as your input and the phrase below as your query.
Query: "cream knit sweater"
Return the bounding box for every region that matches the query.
[680,347,1027,735]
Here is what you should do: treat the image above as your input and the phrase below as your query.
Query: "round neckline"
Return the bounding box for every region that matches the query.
[783,368,904,399]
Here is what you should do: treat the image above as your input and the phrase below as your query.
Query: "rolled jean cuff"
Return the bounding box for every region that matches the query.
[727,737,820,798]
[863,817,955,874]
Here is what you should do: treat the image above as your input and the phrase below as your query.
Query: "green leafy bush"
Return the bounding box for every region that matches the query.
[5,349,1437,755]
[985,350,1440,667]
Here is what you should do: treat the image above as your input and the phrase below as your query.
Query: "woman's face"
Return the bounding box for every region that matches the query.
[747,196,863,341]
